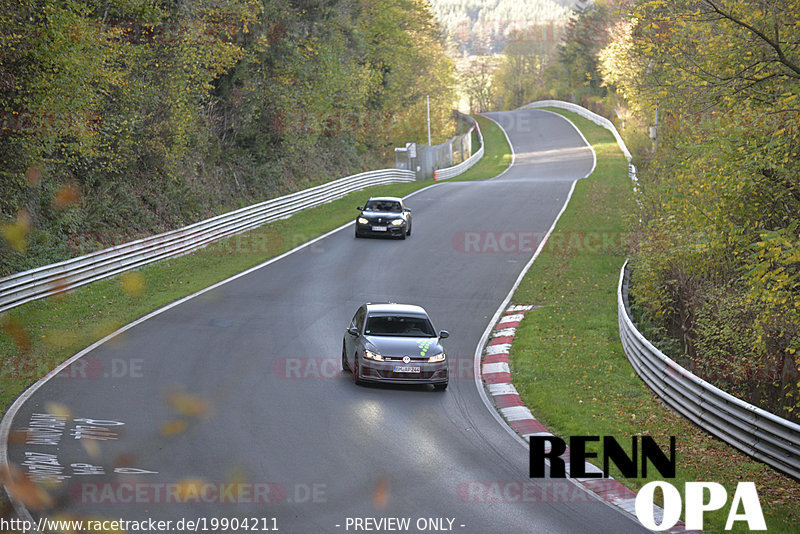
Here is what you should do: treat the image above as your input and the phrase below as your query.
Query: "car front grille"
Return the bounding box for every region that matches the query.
[365,217,401,225]
[376,369,437,380]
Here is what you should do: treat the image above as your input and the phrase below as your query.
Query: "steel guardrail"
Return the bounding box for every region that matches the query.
[434,112,485,180]
[618,262,800,479]
[522,99,800,479]
[519,100,639,191]
[0,169,415,314]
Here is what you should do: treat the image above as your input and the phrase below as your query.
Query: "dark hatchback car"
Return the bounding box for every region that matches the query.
[354,197,412,239]
[342,303,449,390]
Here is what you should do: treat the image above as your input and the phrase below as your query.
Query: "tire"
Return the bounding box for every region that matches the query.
[433,382,448,391]
[399,231,406,240]
[341,343,349,371]
[353,355,364,385]
[406,225,411,237]
[355,228,361,238]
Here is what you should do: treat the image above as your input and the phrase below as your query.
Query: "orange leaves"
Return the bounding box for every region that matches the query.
[53,182,81,210]
[1,315,31,355]
[167,390,211,418]
[119,272,145,297]
[160,419,189,437]
[372,476,390,509]
[174,478,208,501]
[1,180,79,254]
[1,209,31,252]
[44,402,72,420]
[0,465,54,511]
[25,165,43,186]
[160,388,212,437]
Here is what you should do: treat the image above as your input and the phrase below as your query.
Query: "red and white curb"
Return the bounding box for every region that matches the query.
[481,304,695,533]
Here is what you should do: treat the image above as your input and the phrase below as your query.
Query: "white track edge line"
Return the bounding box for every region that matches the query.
[479,113,516,180]
[471,179,578,450]
[470,110,648,529]
[535,108,597,179]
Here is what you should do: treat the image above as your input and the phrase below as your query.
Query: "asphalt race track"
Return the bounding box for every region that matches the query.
[2,110,649,533]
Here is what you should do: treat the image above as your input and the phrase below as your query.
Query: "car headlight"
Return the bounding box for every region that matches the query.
[391,219,404,226]
[357,217,369,225]
[428,352,446,363]
[364,349,384,361]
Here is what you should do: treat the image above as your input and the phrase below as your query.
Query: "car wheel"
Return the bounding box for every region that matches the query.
[434,382,448,391]
[353,355,364,385]
[354,228,361,238]
[341,343,349,371]
[399,230,406,240]
[406,225,411,236]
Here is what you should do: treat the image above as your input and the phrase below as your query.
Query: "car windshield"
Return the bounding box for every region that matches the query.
[364,200,402,213]
[365,314,436,337]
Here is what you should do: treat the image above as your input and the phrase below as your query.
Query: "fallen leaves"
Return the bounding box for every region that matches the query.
[160,388,212,437]
[0,465,54,510]
[167,390,211,418]
[53,182,81,210]
[1,316,31,355]
[160,419,189,437]
[372,476,390,509]
[1,210,31,252]
[119,272,145,297]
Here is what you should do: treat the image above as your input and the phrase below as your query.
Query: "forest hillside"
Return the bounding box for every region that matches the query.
[1,0,455,276]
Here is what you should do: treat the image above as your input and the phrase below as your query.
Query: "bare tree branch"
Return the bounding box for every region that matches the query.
[703,0,800,77]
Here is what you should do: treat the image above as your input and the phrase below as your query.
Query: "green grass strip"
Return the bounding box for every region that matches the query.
[451,115,512,182]
[508,108,800,533]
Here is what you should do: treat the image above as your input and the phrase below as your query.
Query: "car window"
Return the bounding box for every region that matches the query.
[364,315,436,337]
[364,200,401,213]
[353,308,366,331]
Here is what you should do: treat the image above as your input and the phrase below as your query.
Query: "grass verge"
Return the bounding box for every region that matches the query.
[451,115,512,181]
[508,108,800,533]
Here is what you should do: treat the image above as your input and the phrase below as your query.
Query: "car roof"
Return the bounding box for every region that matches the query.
[366,196,403,203]
[365,303,428,316]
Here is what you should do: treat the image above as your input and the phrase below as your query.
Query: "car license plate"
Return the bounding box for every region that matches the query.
[393,365,420,373]
[372,226,387,231]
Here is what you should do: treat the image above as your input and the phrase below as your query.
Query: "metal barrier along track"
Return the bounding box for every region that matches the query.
[0,169,415,314]
[434,112,485,181]
[522,99,800,478]
[520,100,639,190]
[618,261,800,480]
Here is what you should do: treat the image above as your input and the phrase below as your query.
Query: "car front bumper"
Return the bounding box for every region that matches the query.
[356,359,448,385]
[356,221,406,237]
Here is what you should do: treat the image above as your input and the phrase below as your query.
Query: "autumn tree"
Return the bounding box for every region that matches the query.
[460,55,499,112]
[599,0,800,418]
[0,0,456,275]
[492,25,564,109]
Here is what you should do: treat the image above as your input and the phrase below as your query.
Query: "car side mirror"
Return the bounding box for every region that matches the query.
[356,206,363,211]
[439,330,449,339]
[347,327,360,336]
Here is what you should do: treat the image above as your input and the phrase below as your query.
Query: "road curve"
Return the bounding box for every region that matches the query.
[3,110,647,533]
